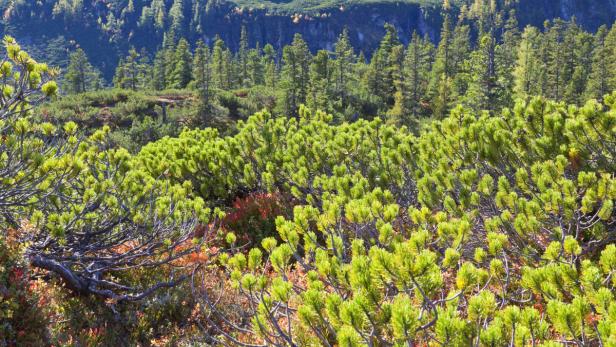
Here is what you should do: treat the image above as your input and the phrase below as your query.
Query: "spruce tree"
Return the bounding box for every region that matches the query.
[307,50,332,113]
[451,21,471,75]
[280,33,311,117]
[113,48,143,90]
[162,32,177,88]
[513,26,542,100]
[247,46,264,86]
[495,10,520,107]
[151,50,167,90]
[585,25,614,101]
[238,25,249,87]
[169,38,192,89]
[544,20,567,100]
[403,32,432,120]
[464,34,497,112]
[64,48,102,94]
[193,40,212,118]
[262,44,278,88]
[333,28,355,109]
[367,23,402,108]
[222,48,235,90]
[168,0,185,41]
[429,15,454,117]
[211,38,233,90]
[430,15,453,85]
[564,25,593,104]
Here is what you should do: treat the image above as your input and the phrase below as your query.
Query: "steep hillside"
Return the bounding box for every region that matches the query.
[1,0,615,79]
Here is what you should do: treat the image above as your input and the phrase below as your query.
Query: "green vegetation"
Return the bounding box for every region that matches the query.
[40,6,616,144]
[155,92,615,347]
[1,1,616,346]
[3,0,615,81]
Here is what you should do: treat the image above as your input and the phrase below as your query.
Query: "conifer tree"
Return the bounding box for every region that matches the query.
[64,48,102,94]
[451,21,471,75]
[169,38,192,89]
[544,20,568,100]
[429,15,454,117]
[584,25,614,101]
[151,49,167,90]
[280,33,311,117]
[564,25,593,104]
[333,28,355,108]
[247,46,264,86]
[168,0,185,41]
[113,48,144,90]
[608,24,616,91]
[262,44,278,88]
[307,50,332,113]
[449,19,472,105]
[238,25,250,87]
[386,44,407,124]
[402,32,432,120]
[367,24,402,108]
[464,34,498,112]
[162,32,178,88]
[211,38,233,90]
[193,40,212,113]
[513,26,542,100]
[222,48,235,89]
[430,15,453,86]
[495,10,520,107]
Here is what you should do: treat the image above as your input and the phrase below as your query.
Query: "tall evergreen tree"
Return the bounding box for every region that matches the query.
[211,38,233,90]
[169,38,192,89]
[366,23,402,108]
[280,33,311,117]
[430,15,453,88]
[247,46,264,87]
[307,50,332,113]
[513,26,542,100]
[238,25,250,87]
[162,32,178,88]
[113,48,145,90]
[429,15,454,118]
[584,25,615,101]
[563,23,593,104]
[151,49,167,90]
[333,28,355,109]
[262,44,278,88]
[464,34,498,112]
[193,40,212,117]
[168,0,185,41]
[495,10,520,107]
[64,48,102,94]
[403,32,433,120]
[544,20,567,100]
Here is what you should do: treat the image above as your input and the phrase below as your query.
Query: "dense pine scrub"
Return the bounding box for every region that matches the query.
[135,97,616,345]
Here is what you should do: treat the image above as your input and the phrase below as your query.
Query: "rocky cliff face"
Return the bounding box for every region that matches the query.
[2,0,615,79]
[202,0,616,53]
[200,3,445,53]
[515,0,616,30]
[204,0,616,54]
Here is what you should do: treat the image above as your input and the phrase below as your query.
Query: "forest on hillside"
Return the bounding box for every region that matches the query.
[2,0,615,78]
[50,7,616,153]
[0,1,615,346]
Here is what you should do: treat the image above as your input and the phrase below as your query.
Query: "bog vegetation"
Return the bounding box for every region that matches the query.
[0,2,615,347]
